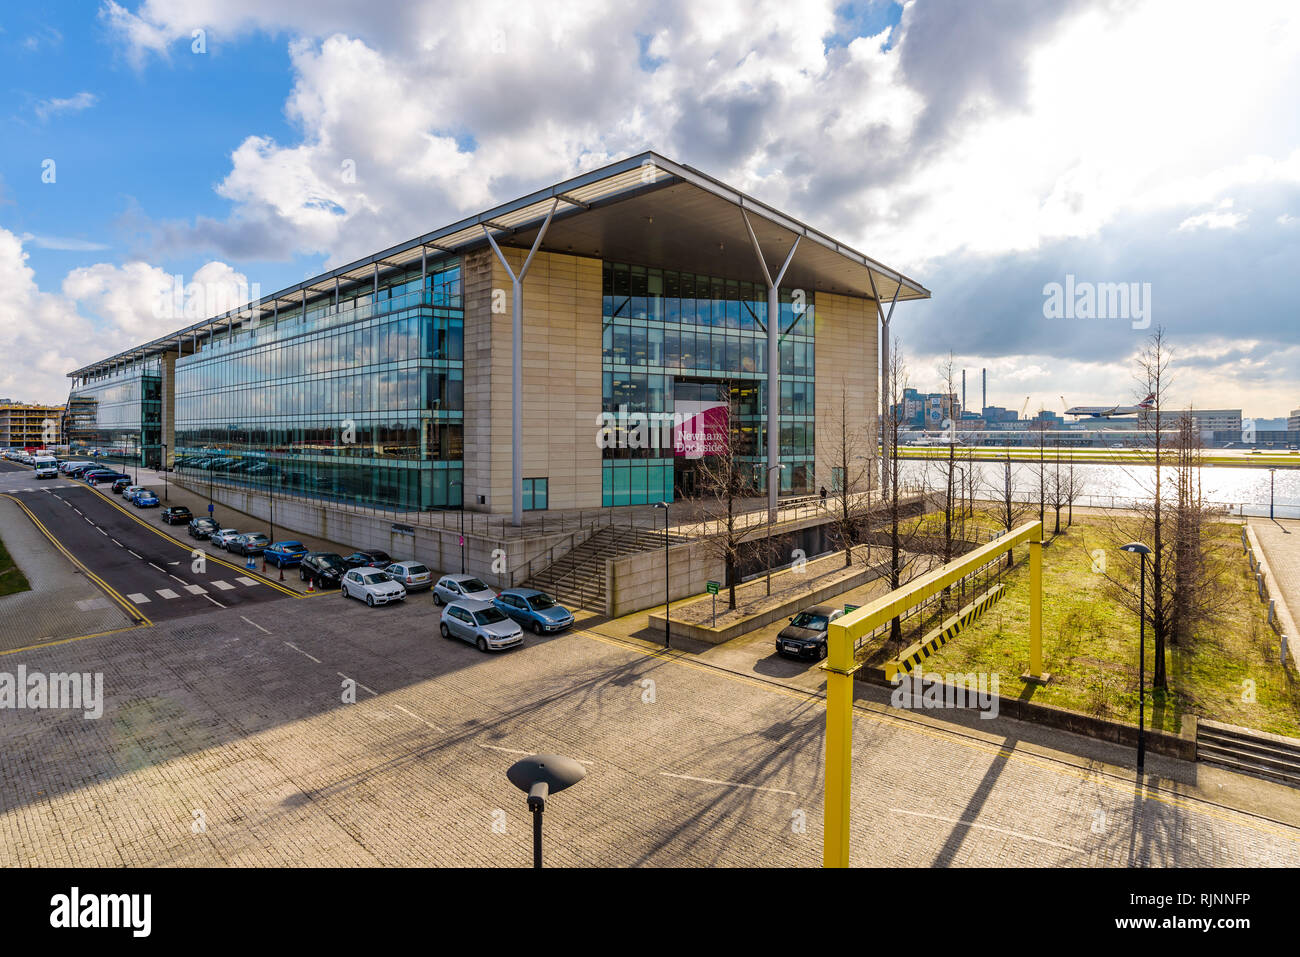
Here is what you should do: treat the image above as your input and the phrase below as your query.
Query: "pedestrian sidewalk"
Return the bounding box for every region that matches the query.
[1248,518,1300,665]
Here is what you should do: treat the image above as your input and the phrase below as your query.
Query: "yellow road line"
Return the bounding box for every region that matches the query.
[0,625,146,658]
[79,485,302,599]
[0,493,152,628]
[576,625,1300,844]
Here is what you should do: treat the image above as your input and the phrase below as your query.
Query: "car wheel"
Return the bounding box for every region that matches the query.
[300,568,307,581]
[366,594,375,607]
[433,593,443,606]
[476,636,488,653]
[532,621,543,635]
[818,642,828,661]
[440,623,451,639]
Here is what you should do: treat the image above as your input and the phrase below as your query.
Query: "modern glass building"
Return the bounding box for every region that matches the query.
[67,152,928,525]
[66,360,162,469]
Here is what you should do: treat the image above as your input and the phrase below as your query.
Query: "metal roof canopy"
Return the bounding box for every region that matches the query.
[68,150,929,378]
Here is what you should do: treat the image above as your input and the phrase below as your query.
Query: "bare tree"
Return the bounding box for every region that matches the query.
[695,442,752,612]
[986,447,1033,568]
[821,379,874,568]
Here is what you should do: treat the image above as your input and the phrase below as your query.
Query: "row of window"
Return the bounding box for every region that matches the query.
[603,324,815,375]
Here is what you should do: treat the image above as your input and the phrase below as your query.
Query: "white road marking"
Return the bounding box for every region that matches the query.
[203,594,225,608]
[169,561,180,566]
[336,673,378,696]
[156,588,179,599]
[240,615,270,634]
[183,583,207,595]
[211,580,234,591]
[887,808,1085,853]
[477,743,596,765]
[97,528,107,536]
[236,576,258,586]
[111,539,123,547]
[658,772,793,796]
[128,550,142,559]
[283,641,320,663]
[149,562,166,573]
[392,704,445,733]
[127,593,151,604]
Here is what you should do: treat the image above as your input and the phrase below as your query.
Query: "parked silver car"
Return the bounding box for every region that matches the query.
[209,528,242,550]
[440,599,523,652]
[384,561,432,591]
[432,574,496,605]
[341,568,407,607]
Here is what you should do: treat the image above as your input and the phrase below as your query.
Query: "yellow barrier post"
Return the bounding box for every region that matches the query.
[823,620,856,868]
[1022,530,1050,684]
[822,520,1044,867]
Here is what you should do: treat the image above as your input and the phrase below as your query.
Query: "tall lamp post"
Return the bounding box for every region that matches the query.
[450,480,465,574]
[765,464,786,596]
[506,754,586,869]
[161,442,168,502]
[1270,467,1277,520]
[1120,541,1151,776]
[653,501,671,647]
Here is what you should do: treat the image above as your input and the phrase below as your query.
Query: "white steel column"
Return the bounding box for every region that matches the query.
[742,209,799,524]
[867,270,900,487]
[482,198,559,527]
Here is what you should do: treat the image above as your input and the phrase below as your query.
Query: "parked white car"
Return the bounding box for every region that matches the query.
[432,574,497,605]
[440,599,523,652]
[209,528,242,549]
[341,568,407,607]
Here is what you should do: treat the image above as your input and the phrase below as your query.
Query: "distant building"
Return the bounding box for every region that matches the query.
[893,388,959,430]
[0,402,65,448]
[1290,409,1300,431]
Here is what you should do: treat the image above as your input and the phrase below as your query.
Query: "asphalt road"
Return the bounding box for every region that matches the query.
[0,459,294,622]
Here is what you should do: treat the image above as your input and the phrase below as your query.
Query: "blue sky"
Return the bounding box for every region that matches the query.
[0,0,1296,418]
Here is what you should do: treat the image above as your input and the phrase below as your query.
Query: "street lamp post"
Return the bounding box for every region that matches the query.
[506,754,586,869]
[450,480,465,574]
[1120,541,1152,776]
[765,464,786,597]
[1270,467,1277,520]
[653,501,671,647]
[161,443,168,502]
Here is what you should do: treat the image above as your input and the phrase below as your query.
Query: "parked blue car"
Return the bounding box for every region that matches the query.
[492,588,575,635]
[264,541,308,568]
[131,489,160,507]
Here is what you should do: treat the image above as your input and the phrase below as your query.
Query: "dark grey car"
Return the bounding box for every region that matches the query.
[775,604,844,661]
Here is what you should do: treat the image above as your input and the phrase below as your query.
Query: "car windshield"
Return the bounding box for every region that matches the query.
[278,542,304,550]
[527,594,556,610]
[461,578,489,592]
[358,572,387,585]
[317,554,346,568]
[405,564,429,575]
[473,608,508,625]
[790,612,830,630]
[249,534,268,542]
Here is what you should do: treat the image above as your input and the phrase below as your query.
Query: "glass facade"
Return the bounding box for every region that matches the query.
[66,360,162,469]
[172,259,464,511]
[601,261,815,506]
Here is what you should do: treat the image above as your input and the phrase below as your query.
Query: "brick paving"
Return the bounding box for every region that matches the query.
[1,589,1298,867]
[1249,518,1300,660]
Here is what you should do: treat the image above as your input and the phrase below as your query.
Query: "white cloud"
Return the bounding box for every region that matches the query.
[1177,209,1248,232]
[35,91,98,120]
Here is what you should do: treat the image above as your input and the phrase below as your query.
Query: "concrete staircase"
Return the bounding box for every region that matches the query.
[524,524,691,613]
[1197,719,1300,787]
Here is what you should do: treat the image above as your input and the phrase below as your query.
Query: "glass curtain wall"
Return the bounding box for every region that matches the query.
[173,259,463,511]
[66,360,162,470]
[601,260,815,506]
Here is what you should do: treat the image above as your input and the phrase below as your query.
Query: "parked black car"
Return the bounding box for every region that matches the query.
[160,506,192,525]
[342,549,392,569]
[299,552,348,589]
[187,517,219,539]
[775,604,845,661]
[82,470,131,485]
[111,477,132,493]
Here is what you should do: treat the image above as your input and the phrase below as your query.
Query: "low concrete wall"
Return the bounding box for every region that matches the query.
[606,540,724,618]
[647,552,885,644]
[859,667,1199,761]
[172,478,581,591]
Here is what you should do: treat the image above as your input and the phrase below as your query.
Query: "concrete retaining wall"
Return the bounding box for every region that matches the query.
[606,539,724,618]
[172,478,580,591]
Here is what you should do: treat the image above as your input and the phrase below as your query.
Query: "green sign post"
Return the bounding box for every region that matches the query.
[706,580,720,626]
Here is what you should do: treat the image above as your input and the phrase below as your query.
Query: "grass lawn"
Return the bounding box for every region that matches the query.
[0,532,30,598]
[855,514,1299,736]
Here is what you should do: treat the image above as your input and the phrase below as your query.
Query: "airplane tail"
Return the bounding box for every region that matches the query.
[1138,392,1155,409]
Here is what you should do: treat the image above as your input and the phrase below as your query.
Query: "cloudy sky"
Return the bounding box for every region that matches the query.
[1,0,1297,417]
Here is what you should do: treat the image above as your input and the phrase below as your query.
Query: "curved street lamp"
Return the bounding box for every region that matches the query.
[1120,541,1152,776]
[506,753,586,868]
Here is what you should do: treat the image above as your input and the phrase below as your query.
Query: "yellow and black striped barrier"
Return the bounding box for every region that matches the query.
[883,585,1004,681]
